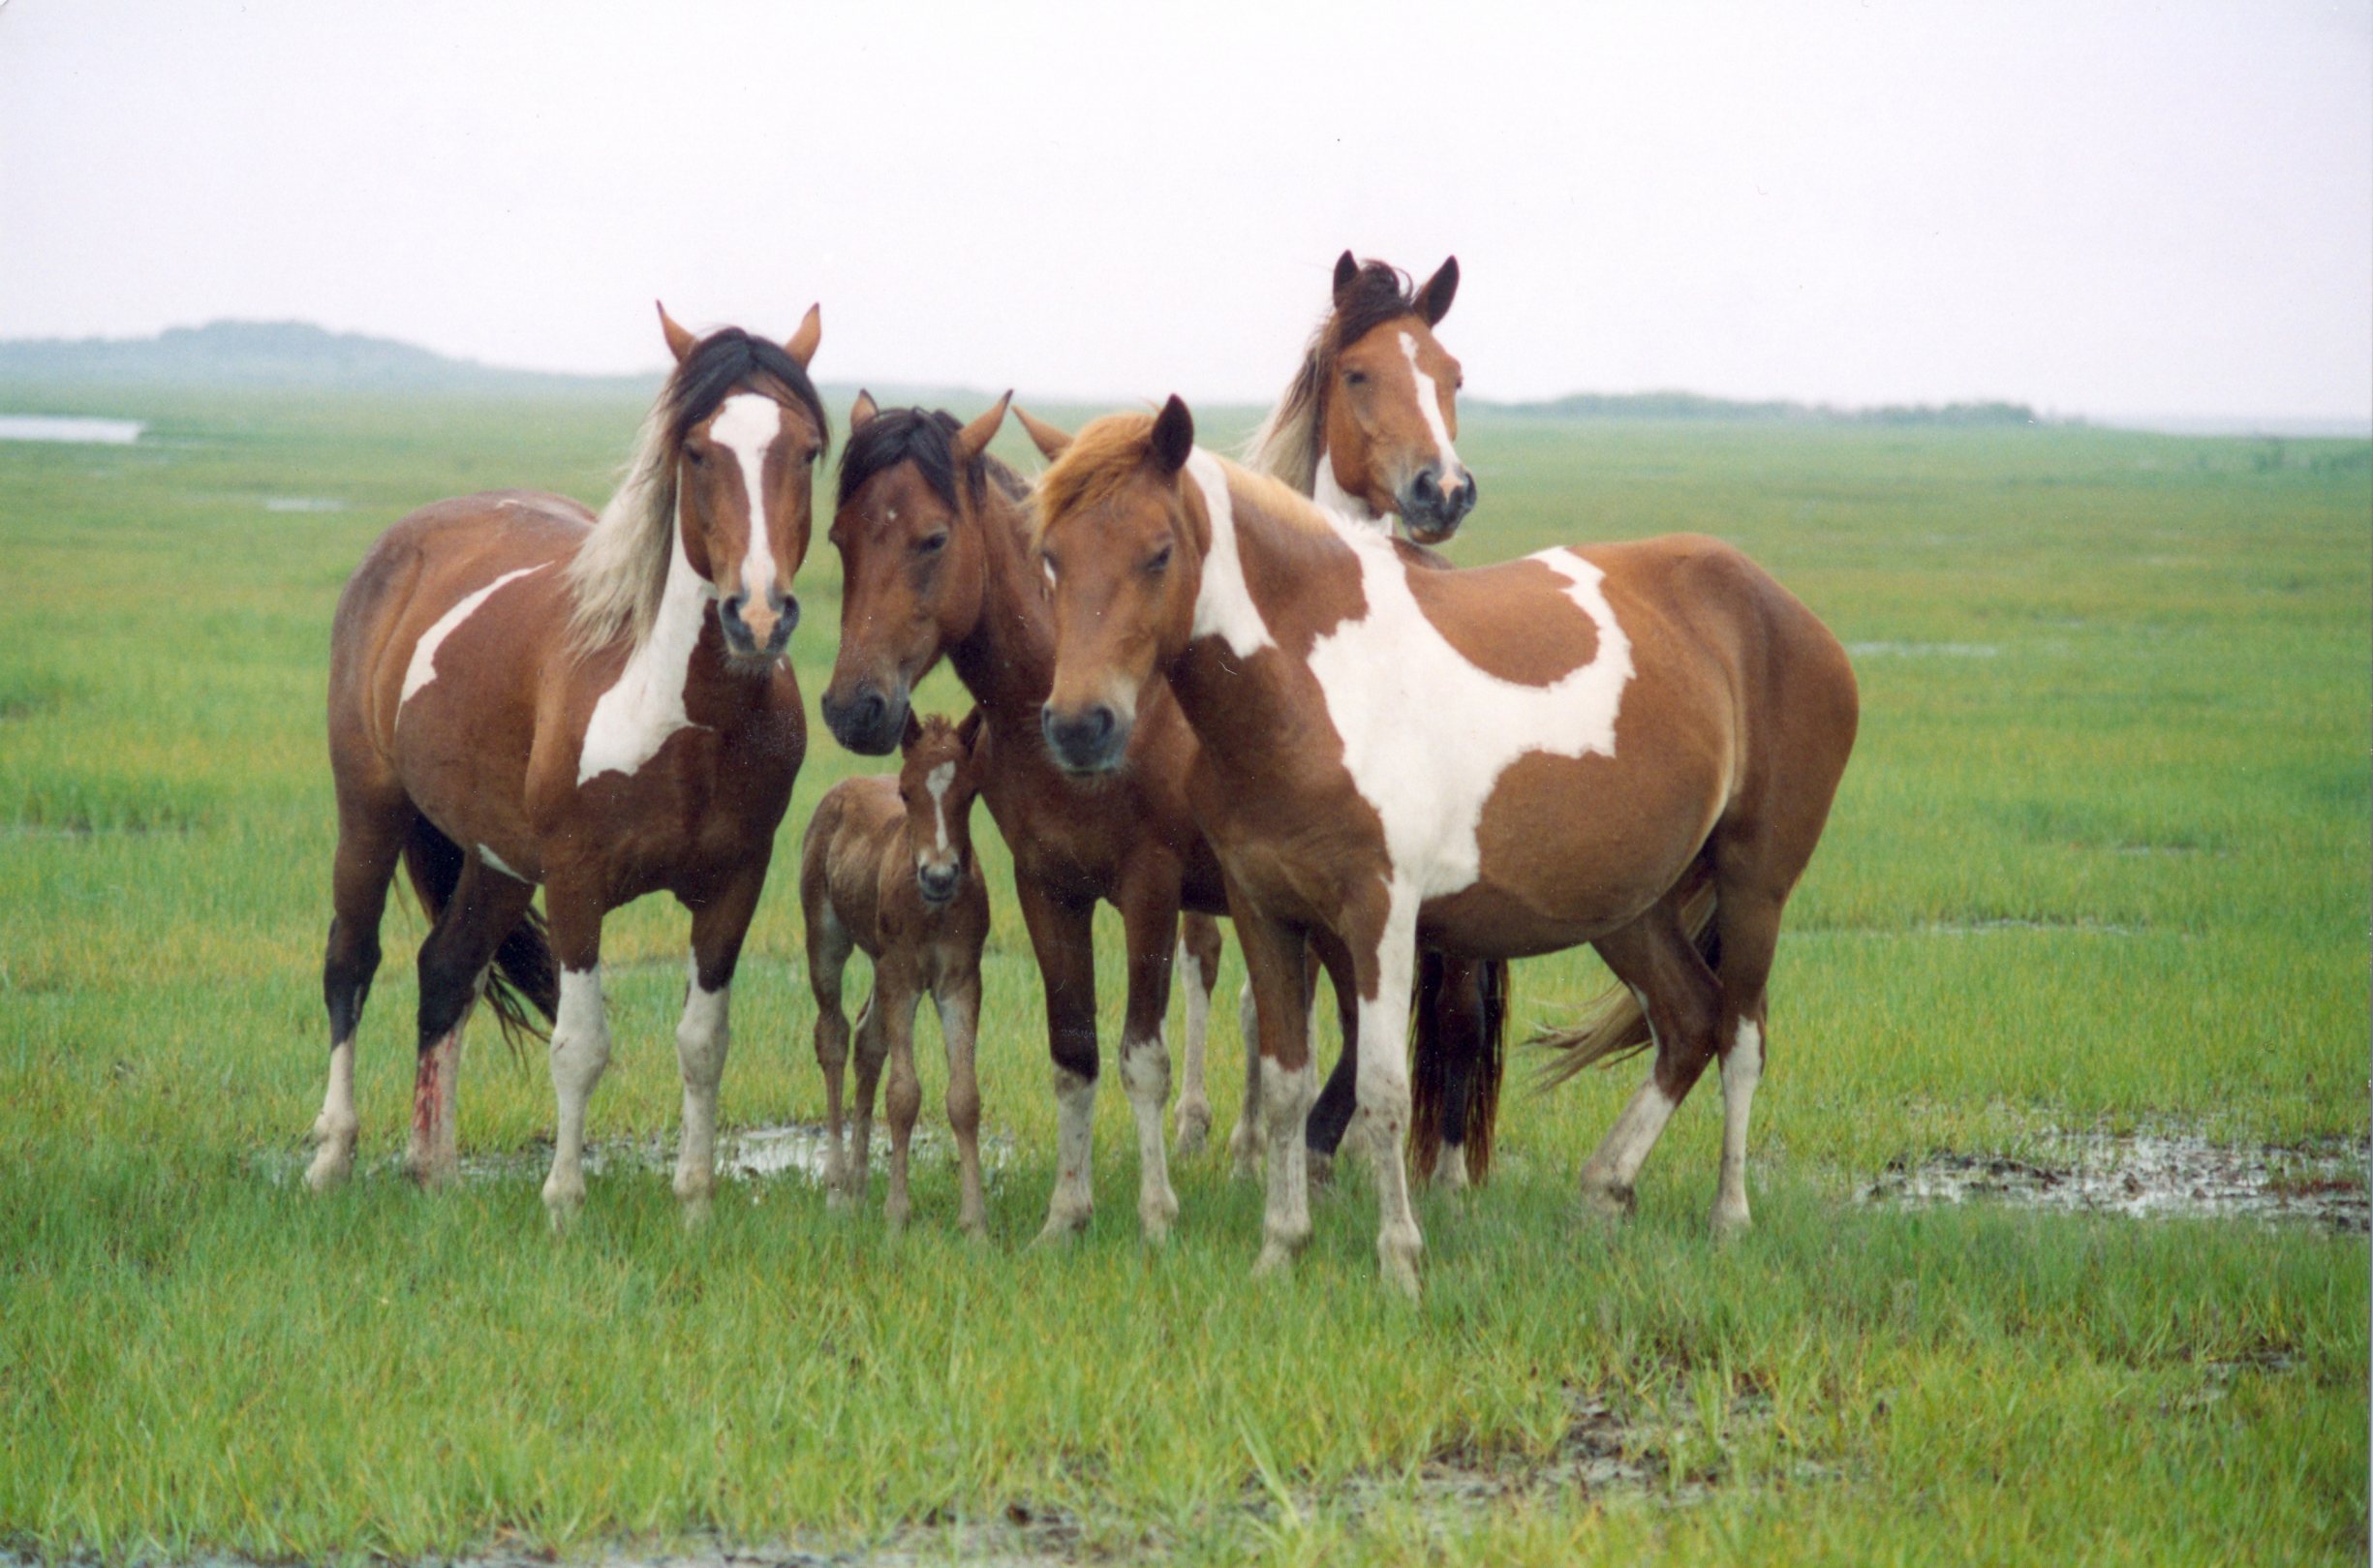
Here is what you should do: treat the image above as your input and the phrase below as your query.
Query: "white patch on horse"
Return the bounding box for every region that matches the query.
[672,954,731,1212]
[1301,531,1633,899]
[400,565,546,707]
[1185,451,1277,658]
[1714,1018,1763,1231]
[1312,445,1385,532]
[1399,332,1463,478]
[541,965,612,1225]
[478,844,533,882]
[710,392,784,610]
[924,760,956,853]
[578,515,709,784]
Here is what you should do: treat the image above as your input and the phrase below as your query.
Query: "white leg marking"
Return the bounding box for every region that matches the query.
[540,967,611,1228]
[1712,1019,1764,1235]
[1355,885,1424,1296]
[400,565,546,708]
[1035,1065,1096,1243]
[672,956,731,1220]
[405,1027,463,1188]
[304,1039,359,1190]
[578,517,712,784]
[1254,1057,1317,1276]
[1434,1140,1470,1191]
[1119,1026,1179,1241]
[709,392,785,611]
[1579,1070,1680,1217]
[1228,978,1264,1177]
[1174,941,1213,1156]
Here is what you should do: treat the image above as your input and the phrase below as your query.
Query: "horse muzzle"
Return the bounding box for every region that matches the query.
[821,679,909,755]
[721,589,798,661]
[1040,701,1129,776]
[1401,465,1477,545]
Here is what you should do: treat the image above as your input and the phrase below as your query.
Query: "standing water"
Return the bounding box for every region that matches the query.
[0,415,145,445]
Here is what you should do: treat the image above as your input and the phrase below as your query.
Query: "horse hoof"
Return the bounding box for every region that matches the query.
[1710,1202,1752,1240]
[303,1146,354,1192]
[1379,1252,1422,1301]
[1577,1182,1635,1223]
[541,1176,585,1233]
[1030,1208,1091,1249]
[1251,1243,1297,1279]
[1174,1105,1211,1159]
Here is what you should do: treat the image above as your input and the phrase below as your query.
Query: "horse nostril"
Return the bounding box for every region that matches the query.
[1083,706,1113,744]
[853,691,885,735]
[1411,469,1441,506]
[779,593,800,633]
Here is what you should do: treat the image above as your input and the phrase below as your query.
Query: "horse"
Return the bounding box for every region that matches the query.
[799,710,992,1237]
[307,303,829,1230]
[1030,398,1858,1295]
[1183,250,1510,1190]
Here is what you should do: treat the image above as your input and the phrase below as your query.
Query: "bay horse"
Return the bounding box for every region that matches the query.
[307,304,828,1229]
[800,710,991,1237]
[1030,399,1858,1294]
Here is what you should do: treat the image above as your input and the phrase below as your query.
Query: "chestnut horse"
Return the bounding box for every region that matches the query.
[801,711,991,1237]
[309,305,828,1228]
[1031,400,1858,1294]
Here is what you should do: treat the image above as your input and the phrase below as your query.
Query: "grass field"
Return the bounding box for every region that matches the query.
[1,385,2367,1565]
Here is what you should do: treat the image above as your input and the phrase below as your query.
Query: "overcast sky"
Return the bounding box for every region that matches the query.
[2,1,2367,422]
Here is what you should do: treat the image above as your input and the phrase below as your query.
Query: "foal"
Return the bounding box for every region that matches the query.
[801,711,991,1236]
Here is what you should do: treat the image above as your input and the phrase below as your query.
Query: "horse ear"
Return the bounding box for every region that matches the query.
[849,389,879,432]
[899,708,922,754]
[956,706,986,755]
[1418,257,1460,326]
[954,391,1012,465]
[785,303,822,369]
[1149,395,1194,477]
[1332,251,1360,305]
[1014,406,1073,461]
[657,301,697,366]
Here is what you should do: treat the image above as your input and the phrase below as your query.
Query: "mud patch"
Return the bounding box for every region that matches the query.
[1845,640,1999,659]
[1864,1127,2368,1233]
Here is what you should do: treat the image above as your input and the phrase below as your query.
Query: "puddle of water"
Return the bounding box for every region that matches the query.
[1864,1127,2368,1233]
[0,415,144,445]
[262,496,346,513]
[1845,640,1999,658]
[256,1121,1012,1197]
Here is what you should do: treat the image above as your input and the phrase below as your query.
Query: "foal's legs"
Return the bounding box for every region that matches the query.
[539,886,610,1230]
[936,971,989,1239]
[309,790,410,1189]
[672,873,763,1223]
[878,972,925,1234]
[847,989,887,1208]
[1575,895,1722,1220]
[1171,912,1224,1157]
[407,854,538,1189]
[804,898,857,1205]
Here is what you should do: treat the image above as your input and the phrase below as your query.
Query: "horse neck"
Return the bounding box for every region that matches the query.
[946,486,1057,733]
[611,517,758,723]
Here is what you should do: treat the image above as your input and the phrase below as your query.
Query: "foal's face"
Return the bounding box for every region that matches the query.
[1036,406,1205,776]
[1321,314,1472,544]
[897,712,985,907]
[678,388,825,665]
[824,463,983,754]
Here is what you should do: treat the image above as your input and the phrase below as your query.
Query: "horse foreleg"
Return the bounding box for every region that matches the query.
[878,973,924,1236]
[1116,866,1183,1243]
[1343,891,1423,1298]
[805,898,857,1209]
[672,876,759,1224]
[539,887,611,1231]
[848,988,887,1209]
[1231,893,1317,1277]
[1227,979,1263,1179]
[937,972,988,1240]
[1017,879,1099,1244]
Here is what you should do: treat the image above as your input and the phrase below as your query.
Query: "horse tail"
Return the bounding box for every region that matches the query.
[399,817,558,1056]
[1531,866,1719,1091]
[1405,953,1510,1184]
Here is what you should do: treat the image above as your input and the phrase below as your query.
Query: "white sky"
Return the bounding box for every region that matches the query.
[2,0,2367,421]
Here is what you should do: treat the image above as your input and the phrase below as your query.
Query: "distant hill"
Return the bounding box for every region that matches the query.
[0,320,659,394]
[1478,389,2047,425]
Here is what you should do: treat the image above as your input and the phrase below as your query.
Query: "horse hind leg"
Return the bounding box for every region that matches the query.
[1171,912,1223,1157]
[1575,899,1722,1221]
[405,846,538,1189]
[1708,881,1786,1237]
[308,791,412,1190]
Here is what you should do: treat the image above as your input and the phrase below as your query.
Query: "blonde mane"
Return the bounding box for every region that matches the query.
[563,398,678,660]
[1035,413,1337,546]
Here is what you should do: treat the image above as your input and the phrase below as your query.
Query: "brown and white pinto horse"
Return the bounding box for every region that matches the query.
[1031,400,1858,1294]
[1193,251,1509,1189]
[800,710,991,1237]
[308,305,828,1228]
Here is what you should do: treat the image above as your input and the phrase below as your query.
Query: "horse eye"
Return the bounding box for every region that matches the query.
[1145,544,1173,574]
[1344,370,1369,388]
[917,533,949,556]
[686,447,707,466]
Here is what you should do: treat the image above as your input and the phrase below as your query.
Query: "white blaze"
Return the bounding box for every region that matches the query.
[1399,331,1463,478]
[710,392,784,610]
[924,759,956,853]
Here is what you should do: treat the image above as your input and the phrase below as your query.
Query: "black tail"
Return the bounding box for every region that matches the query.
[1532,867,1719,1089]
[398,818,559,1055]
[1407,952,1510,1184]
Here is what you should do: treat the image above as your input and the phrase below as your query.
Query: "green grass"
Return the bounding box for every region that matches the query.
[1,389,2366,1565]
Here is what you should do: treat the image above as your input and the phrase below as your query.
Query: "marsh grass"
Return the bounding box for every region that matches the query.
[1,389,2365,1564]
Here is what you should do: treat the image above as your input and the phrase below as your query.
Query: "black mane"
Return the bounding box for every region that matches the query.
[666,327,830,453]
[837,404,1027,512]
